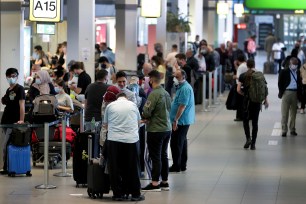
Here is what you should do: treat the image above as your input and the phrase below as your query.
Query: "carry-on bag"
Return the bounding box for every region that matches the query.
[87,134,110,199]
[7,145,32,177]
[73,131,95,187]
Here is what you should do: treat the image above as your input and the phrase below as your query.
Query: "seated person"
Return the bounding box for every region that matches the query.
[54,80,74,113]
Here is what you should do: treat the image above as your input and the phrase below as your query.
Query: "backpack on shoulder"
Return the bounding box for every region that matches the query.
[32,94,58,123]
[246,71,268,103]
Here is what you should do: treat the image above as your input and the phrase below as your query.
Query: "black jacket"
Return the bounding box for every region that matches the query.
[278,68,302,99]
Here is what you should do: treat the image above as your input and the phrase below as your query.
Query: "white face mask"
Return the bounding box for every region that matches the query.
[290,64,298,70]
[35,78,42,85]
[7,77,17,85]
[173,77,179,86]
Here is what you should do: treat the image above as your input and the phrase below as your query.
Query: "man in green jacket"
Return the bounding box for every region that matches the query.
[141,70,172,192]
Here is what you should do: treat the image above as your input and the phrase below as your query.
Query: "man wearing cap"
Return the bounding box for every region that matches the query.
[142,70,172,192]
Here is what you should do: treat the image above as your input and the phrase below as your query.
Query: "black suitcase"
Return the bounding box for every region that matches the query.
[73,131,94,187]
[263,61,276,74]
[87,135,110,199]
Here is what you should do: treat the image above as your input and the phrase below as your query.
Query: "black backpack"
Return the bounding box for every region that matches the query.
[10,125,31,146]
[32,94,58,123]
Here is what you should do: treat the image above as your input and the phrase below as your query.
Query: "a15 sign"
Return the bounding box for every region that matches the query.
[29,0,63,22]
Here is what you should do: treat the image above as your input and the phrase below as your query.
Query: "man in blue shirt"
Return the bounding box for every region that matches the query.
[169,69,195,173]
[100,42,115,65]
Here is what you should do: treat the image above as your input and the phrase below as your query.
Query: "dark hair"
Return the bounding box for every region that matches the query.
[246,59,255,68]
[96,69,108,81]
[54,65,65,78]
[200,39,208,46]
[148,70,161,82]
[70,61,85,71]
[175,53,186,60]
[95,44,101,53]
[100,42,107,47]
[62,41,67,47]
[180,69,187,80]
[151,55,164,66]
[116,71,127,80]
[68,60,76,70]
[156,52,163,59]
[98,56,109,63]
[34,45,42,51]
[51,56,59,65]
[56,43,62,55]
[6,68,19,77]
[116,92,127,99]
[172,44,178,49]
[237,54,246,62]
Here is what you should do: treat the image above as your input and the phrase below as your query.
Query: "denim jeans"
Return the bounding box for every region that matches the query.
[147,131,171,182]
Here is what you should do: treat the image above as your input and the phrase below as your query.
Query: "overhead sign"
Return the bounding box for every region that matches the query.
[29,0,63,22]
[36,23,55,35]
[141,0,161,18]
[245,0,306,10]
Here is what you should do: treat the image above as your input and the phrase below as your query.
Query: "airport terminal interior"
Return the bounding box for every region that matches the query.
[1,0,306,203]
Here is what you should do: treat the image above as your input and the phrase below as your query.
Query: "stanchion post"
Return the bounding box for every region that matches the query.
[213,68,220,105]
[208,72,214,108]
[202,72,209,112]
[54,114,72,177]
[80,108,84,132]
[219,66,223,97]
[36,122,56,189]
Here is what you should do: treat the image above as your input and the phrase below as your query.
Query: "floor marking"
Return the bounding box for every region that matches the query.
[268,140,278,146]
[70,194,83,196]
[271,129,282,137]
[273,122,281,129]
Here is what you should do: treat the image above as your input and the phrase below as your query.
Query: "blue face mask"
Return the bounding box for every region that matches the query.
[35,78,42,85]
[7,77,17,85]
[54,87,61,93]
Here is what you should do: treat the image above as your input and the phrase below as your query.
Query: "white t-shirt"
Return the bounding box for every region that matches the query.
[165,51,178,72]
[272,42,284,59]
[56,93,74,111]
[104,97,140,143]
[236,62,248,84]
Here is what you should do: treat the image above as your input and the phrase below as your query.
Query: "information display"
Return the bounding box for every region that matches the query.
[245,0,306,10]
[36,23,55,35]
[29,0,63,22]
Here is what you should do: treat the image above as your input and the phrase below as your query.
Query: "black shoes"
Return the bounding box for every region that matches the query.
[244,139,252,149]
[234,118,243,122]
[250,144,256,150]
[131,195,145,201]
[169,166,181,173]
[0,170,8,175]
[290,131,298,136]
[141,183,161,192]
[113,195,145,201]
[282,132,287,137]
[159,182,170,191]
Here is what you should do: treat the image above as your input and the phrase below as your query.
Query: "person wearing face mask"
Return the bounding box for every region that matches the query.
[278,57,302,137]
[141,70,172,192]
[116,71,138,106]
[69,61,91,95]
[169,69,195,173]
[28,70,56,103]
[99,56,117,85]
[54,80,74,113]
[0,68,25,174]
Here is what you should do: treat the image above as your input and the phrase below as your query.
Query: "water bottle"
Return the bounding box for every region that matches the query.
[91,117,95,133]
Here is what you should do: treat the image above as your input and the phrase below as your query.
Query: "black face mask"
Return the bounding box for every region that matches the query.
[101,64,107,69]
[149,81,153,88]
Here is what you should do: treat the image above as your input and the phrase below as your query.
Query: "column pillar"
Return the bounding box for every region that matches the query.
[203,0,218,46]
[156,0,167,54]
[115,0,138,71]
[67,0,95,81]
[189,0,203,41]
[0,0,24,111]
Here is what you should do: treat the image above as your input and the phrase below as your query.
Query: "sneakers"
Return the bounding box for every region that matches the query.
[250,144,256,150]
[282,132,287,137]
[141,183,161,192]
[160,182,170,191]
[290,131,298,136]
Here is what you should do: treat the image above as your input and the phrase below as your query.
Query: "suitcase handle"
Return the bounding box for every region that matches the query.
[87,134,93,164]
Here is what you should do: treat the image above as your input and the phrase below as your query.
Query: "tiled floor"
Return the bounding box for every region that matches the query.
[1,52,306,203]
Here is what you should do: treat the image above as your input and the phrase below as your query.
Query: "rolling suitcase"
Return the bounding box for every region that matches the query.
[263,61,276,74]
[87,134,110,199]
[7,145,32,177]
[73,131,95,187]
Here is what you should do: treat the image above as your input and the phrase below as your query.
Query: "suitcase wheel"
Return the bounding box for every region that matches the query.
[8,172,16,177]
[26,171,32,177]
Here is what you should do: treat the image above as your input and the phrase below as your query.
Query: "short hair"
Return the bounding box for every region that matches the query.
[175,53,186,60]
[100,42,107,47]
[148,70,161,83]
[67,60,76,70]
[246,59,255,68]
[70,61,85,71]
[116,71,127,80]
[6,68,19,77]
[172,44,178,49]
[179,69,187,80]
[290,57,299,65]
[96,69,108,81]
[62,41,67,47]
[34,45,42,51]
[116,92,127,99]
[98,56,109,63]
[237,54,246,62]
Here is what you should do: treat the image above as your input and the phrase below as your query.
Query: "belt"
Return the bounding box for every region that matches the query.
[286,89,297,91]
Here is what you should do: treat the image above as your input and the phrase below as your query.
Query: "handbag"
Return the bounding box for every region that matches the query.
[226,84,238,110]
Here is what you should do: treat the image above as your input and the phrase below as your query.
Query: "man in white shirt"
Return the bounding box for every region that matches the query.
[272,38,285,73]
[164,44,178,96]
[104,92,144,201]
[233,54,248,121]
